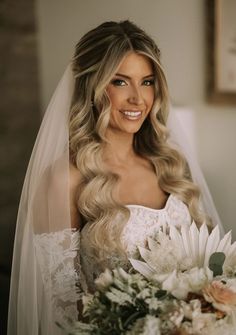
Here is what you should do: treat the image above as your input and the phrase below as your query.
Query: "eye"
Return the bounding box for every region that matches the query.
[111,79,127,86]
[142,79,155,86]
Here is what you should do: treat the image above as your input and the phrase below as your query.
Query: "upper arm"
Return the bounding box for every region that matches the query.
[32,157,82,234]
[69,163,82,230]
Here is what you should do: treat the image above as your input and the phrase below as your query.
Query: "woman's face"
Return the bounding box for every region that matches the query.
[106,52,155,135]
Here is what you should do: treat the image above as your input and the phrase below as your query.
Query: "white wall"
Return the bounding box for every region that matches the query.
[36,0,236,237]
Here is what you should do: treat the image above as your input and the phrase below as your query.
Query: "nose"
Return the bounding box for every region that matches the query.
[127,85,144,105]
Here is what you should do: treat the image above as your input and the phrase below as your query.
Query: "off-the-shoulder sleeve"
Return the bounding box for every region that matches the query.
[33,228,87,332]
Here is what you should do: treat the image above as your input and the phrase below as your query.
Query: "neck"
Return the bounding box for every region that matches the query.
[103,128,135,164]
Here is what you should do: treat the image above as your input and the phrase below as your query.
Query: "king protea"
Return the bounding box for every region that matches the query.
[129,223,236,299]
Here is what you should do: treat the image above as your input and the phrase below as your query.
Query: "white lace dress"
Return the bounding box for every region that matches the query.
[33,194,191,331]
[80,194,191,292]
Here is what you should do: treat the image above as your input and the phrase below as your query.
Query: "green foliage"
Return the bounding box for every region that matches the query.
[209,252,226,277]
[69,269,172,335]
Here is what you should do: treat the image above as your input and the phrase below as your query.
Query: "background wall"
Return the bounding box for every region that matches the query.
[0,0,39,334]
[1,0,235,333]
[36,0,236,236]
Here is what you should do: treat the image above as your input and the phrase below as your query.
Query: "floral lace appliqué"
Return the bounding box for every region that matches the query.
[34,228,85,326]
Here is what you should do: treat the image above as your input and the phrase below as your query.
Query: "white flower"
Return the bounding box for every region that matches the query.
[113,267,130,281]
[130,231,191,278]
[191,312,217,333]
[129,223,234,281]
[168,305,185,328]
[180,299,202,319]
[82,294,93,314]
[141,315,161,335]
[126,315,161,335]
[94,268,113,290]
[157,267,213,300]
[169,223,233,268]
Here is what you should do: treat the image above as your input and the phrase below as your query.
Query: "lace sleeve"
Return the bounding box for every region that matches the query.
[33,228,87,331]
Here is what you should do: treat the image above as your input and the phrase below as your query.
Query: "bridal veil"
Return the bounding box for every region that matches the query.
[8,66,83,335]
[7,63,224,335]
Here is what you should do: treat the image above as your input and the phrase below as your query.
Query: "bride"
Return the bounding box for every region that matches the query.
[8,20,223,335]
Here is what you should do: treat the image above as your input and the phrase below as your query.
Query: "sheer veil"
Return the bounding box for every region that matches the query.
[167,110,224,236]
[8,65,83,335]
[7,63,224,335]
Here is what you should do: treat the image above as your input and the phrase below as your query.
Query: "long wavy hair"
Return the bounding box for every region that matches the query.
[69,20,208,260]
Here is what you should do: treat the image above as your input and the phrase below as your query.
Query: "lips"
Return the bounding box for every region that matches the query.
[120,110,143,120]
[122,110,141,116]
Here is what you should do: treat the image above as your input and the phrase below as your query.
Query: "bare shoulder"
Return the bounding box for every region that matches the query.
[69,162,82,229]
[69,162,81,188]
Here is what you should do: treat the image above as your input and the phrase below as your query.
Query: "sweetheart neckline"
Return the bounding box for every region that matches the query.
[125,194,173,213]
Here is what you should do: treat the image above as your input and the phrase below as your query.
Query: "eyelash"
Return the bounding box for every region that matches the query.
[111,79,154,86]
[111,79,126,86]
[143,79,155,86]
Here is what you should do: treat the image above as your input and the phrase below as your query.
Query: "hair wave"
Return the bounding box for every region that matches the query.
[69,20,208,261]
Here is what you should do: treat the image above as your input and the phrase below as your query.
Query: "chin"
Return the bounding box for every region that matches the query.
[108,118,145,134]
[121,124,143,134]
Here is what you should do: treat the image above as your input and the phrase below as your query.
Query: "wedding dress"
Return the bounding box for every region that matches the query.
[80,194,191,292]
[8,65,224,335]
[33,193,191,332]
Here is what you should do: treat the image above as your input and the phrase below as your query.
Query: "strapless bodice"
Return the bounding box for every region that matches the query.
[80,194,191,291]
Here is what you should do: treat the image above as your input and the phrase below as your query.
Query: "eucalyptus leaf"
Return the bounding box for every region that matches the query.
[209,252,226,276]
[124,310,146,329]
[155,290,167,300]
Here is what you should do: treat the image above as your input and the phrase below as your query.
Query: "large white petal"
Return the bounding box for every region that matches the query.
[189,222,199,266]
[216,230,232,255]
[129,258,155,279]
[227,241,236,258]
[181,225,193,259]
[138,246,153,264]
[204,225,220,267]
[198,224,209,266]
[147,236,161,253]
[169,225,186,257]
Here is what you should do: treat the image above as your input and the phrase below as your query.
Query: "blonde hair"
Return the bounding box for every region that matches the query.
[69,20,207,259]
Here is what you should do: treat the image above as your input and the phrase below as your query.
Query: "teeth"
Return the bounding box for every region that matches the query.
[123,111,141,116]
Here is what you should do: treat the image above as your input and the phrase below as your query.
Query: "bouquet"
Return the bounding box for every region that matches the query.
[66,223,236,334]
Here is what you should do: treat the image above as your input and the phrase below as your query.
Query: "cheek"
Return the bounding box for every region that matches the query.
[106,87,116,106]
[106,87,127,108]
[146,90,155,108]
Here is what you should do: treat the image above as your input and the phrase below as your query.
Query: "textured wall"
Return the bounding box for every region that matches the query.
[0,1,40,333]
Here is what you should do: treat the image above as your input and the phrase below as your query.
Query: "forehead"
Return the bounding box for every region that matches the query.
[116,52,153,76]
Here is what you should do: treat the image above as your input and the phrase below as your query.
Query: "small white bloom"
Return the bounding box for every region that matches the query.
[82,294,93,313]
[180,299,202,320]
[187,267,213,292]
[114,267,130,281]
[94,268,113,290]
[191,312,216,333]
[168,308,185,327]
[157,267,213,299]
[142,315,161,335]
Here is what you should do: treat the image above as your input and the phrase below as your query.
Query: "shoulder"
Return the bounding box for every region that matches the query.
[69,162,82,229]
[69,162,81,190]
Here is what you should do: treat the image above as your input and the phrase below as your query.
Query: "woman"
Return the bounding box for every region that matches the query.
[8,20,222,335]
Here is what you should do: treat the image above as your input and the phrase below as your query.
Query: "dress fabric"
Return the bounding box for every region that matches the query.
[80,194,191,292]
[32,194,191,330]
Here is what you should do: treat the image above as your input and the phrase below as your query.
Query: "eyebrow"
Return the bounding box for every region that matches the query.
[115,73,154,79]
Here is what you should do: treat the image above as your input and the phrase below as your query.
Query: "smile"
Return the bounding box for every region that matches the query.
[120,110,142,119]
